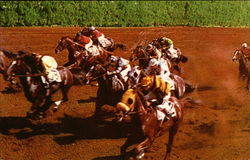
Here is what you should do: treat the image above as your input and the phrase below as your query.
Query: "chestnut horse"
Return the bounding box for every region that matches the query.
[232,48,250,91]
[7,53,74,119]
[55,36,87,68]
[116,88,191,159]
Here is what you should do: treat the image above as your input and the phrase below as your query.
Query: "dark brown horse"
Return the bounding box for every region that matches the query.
[116,88,191,159]
[0,48,21,91]
[85,64,129,119]
[7,53,74,119]
[232,48,250,91]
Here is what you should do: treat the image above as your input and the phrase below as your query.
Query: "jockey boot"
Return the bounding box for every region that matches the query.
[43,81,50,97]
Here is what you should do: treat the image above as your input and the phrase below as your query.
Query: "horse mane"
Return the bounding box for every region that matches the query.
[21,54,43,74]
[0,48,17,59]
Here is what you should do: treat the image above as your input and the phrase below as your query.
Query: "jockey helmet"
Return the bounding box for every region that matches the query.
[242,43,248,48]
[110,55,119,62]
[161,37,173,48]
[90,26,95,31]
[76,32,81,37]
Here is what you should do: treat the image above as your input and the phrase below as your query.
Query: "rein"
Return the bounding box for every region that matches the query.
[12,73,46,77]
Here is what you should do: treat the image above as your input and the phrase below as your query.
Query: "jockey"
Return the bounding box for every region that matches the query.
[74,32,93,52]
[107,55,131,84]
[145,44,175,90]
[241,42,250,59]
[88,26,112,48]
[160,37,180,59]
[139,75,176,121]
[33,53,62,95]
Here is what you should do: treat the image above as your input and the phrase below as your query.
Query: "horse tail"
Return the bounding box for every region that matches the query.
[180,55,188,63]
[116,43,127,51]
[180,96,201,106]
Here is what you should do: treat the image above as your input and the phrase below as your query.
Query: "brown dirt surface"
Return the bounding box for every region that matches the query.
[0,27,250,160]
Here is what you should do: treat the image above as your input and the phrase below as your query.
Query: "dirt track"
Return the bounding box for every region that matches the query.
[0,27,250,160]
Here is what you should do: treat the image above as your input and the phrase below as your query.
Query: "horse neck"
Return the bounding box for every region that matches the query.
[135,91,147,115]
[67,44,78,55]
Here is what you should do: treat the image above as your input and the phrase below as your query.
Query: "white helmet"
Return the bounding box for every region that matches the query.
[110,55,118,62]
[90,26,95,31]
[242,43,247,48]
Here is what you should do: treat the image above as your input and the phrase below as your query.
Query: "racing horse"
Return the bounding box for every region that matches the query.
[7,52,74,119]
[129,53,194,98]
[116,88,191,160]
[55,36,95,84]
[0,48,21,91]
[85,63,129,119]
[150,38,188,74]
[55,36,85,67]
[232,48,250,91]
[80,27,126,52]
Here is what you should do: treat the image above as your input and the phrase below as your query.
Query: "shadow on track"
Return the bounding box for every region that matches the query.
[0,114,129,145]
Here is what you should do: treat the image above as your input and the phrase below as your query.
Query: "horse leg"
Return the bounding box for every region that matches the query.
[53,86,70,112]
[163,125,179,160]
[120,134,140,158]
[28,97,50,120]
[134,137,154,159]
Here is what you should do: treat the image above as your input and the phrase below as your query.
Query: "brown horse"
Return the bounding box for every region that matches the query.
[116,88,191,159]
[85,64,129,119]
[7,53,74,119]
[0,48,21,91]
[55,36,97,84]
[55,36,87,68]
[232,48,250,91]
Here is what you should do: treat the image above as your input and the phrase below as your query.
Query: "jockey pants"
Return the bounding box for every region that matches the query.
[156,93,176,120]
[119,65,131,82]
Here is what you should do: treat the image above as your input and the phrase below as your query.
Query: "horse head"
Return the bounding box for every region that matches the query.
[85,64,107,82]
[130,46,146,62]
[55,36,75,54]
[232,48,244,62]
[6,57,31,81]
[116,88,138,121]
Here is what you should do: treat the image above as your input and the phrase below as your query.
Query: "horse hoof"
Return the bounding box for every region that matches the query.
[136,151,145,159]
[53,106,58,112]
[32,112,45,120]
